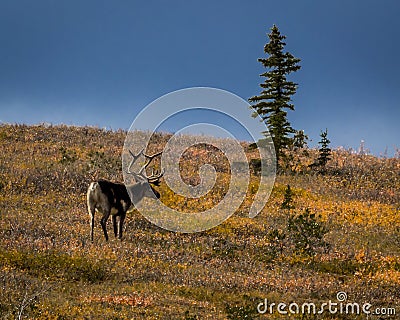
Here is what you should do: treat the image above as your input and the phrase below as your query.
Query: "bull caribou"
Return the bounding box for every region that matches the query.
[87,149,163,241]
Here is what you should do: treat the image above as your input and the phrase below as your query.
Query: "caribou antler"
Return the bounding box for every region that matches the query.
[127,149,144,174]
[145,167,165,186]
[127,149,164,184]
[140,151,164,184]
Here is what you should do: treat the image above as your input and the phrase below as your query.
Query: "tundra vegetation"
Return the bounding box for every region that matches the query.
[0,124,399,319]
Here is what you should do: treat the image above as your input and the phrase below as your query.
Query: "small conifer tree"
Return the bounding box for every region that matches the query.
[281,184,295,210]
[316,128,331,167]
[293,130,309,150]
[287,208,329,256]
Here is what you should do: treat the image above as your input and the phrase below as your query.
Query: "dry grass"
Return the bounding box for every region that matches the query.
[0,123,399,319]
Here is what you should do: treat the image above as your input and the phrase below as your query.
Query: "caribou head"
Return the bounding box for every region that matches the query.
[126,149,164,204]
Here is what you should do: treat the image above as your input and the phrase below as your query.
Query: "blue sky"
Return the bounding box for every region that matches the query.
[0,0,399,156]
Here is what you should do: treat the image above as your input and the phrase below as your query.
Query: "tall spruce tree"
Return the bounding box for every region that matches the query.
[249,25,301,165]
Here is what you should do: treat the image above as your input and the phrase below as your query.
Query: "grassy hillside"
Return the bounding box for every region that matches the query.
[0,124,399,319]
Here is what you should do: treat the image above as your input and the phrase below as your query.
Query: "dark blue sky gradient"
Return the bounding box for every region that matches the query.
[0,0,399,156]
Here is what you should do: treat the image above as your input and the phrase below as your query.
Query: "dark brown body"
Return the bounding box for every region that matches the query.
[87,179,160,241]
